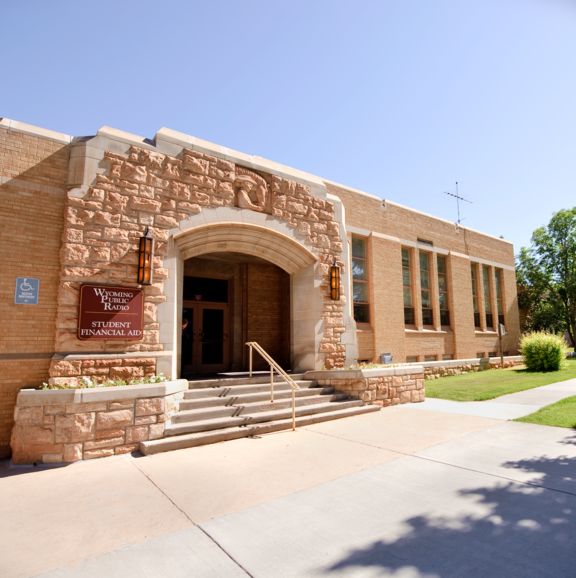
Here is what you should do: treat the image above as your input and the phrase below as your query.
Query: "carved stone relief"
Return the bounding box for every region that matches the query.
[234,167,270,213]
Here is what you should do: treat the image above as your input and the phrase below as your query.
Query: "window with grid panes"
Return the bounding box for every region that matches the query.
[483,266,493,329]
[402,248,414,325]
[471,264,480,328]
[495,269,504,327]
[352,237,369,324]
[420,252,433,326]
[437,256,450,326]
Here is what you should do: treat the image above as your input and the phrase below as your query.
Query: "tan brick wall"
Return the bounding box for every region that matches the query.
[328,183,520,363]
[0,127,69,457]
[370,236,407,362]
[330,185,515,265]
[243,263,290,370]
[356,330,375,361]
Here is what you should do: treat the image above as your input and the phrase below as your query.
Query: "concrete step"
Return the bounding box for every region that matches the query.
[183,380,316,399]
[187,373,306,389]
[165,399,365,437]
[179,386,335,411]
[237,392,349,414]
[140,404,381,455]
[172,392,349,424]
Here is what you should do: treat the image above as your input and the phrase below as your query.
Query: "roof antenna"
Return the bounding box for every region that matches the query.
[444,182,472,231]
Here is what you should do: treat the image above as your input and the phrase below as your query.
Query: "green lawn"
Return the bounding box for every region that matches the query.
[425,359,576,402]
[514,395,576,428]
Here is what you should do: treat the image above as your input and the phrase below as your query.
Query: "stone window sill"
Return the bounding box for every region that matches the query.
[405,328,453,334]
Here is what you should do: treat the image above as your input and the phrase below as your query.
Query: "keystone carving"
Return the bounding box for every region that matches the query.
[234,167,270,213]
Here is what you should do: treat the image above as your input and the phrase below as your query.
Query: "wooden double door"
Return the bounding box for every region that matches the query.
[181,301,230,374]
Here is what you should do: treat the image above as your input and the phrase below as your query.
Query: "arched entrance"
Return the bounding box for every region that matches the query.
[163,220,320,378]
[181,252,291,376]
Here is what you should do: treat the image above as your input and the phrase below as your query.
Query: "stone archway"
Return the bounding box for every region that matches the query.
[174,221,318,274]
[154,219,324,378]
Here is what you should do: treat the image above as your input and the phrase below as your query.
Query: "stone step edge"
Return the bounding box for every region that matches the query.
[140,404,380,455]
[175,393,349,419]
[179,387,336,408]
[165,399,365,436]
[183,383,319,399]
[186,380,316,393]
[187,374,307,388]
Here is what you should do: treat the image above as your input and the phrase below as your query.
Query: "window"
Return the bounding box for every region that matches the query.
[442,354,453,360]
[352,237,369,324]
[471,264,480,328]
[420,252,433,326]
[424,355,437,362]
[495,269,504,327]
[483,266,493,329]
[477,353,484,358]
[503,351,509,356]
[402,248,415,325]
[437,256,449,326]
[488,352,496,358]
[406,356,418,363]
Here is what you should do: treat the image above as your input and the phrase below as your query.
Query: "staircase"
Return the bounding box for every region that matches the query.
[140,374,380,455]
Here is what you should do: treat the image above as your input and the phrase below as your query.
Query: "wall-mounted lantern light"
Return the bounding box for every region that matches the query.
[330,257,341,300]
[137,226,155,285]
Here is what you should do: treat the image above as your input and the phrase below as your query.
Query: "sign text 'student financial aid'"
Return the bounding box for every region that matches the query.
[77,285,144,340]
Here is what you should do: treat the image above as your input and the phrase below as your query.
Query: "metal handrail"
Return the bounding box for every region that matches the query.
[246,342,300,431]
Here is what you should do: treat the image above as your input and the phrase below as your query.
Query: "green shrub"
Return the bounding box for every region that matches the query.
[519,331,568,371]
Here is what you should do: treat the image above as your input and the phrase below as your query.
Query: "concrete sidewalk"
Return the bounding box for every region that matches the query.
[1,392,576,577]
[409,377,576,419]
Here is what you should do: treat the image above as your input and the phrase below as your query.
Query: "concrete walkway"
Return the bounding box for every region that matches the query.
[409,377,576,419]
[1,383,576,578]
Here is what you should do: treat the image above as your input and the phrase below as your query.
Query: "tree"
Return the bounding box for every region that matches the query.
[516,208,576,344]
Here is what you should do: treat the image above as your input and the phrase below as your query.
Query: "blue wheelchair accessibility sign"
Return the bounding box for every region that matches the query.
[14,277,40,305]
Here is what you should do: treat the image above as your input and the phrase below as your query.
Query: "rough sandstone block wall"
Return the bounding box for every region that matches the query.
[54,144,348,380]
[424,358,523,379]
[49,357,157,387]
[0,127,69,458]
[327,183,520,363]
[11,390,183,464]
[318,372,425,407]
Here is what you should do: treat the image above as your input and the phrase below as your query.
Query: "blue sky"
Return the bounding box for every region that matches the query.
[2,0,575,254]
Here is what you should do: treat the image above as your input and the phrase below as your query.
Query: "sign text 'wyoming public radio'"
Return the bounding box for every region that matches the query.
[77,285,144,340]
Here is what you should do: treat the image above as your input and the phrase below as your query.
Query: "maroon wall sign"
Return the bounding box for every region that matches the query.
[78,285,144,340]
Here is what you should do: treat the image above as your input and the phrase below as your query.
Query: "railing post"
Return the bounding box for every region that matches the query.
[249,344,252,378]
[270,365,274,403]
[292,389,296,431]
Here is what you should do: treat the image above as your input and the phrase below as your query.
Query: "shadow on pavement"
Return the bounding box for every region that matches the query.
[0,451,144,478]
[325,432,576,577]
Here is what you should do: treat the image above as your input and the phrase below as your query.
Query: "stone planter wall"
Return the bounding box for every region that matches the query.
[305,367,425,407]
[420,356,523,380]
[48,356,157,387]
[10,379,188,464]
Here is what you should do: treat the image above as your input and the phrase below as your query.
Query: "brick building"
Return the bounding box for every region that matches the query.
[0,118,520,457]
